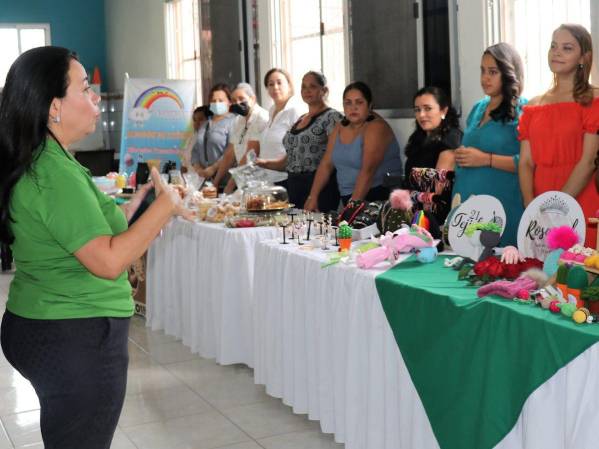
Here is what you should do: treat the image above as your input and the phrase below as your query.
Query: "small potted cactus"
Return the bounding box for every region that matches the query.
[338,221,353,252]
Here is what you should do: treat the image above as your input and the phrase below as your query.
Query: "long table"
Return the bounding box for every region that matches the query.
[146,219,278,366]
[252,240,599,449]
[146,223,599,448]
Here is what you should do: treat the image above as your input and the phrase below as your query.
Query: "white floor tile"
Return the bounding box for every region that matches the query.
[223,397,314,439]
[0,385,40,418]
[110,428,137,449]
[144,341,196,364]
[119,384,213,428]
[258,430,344,449]
[126,359,187,397]
[2,410,42,448]
[0,420,13,449]
[122,412,251,449]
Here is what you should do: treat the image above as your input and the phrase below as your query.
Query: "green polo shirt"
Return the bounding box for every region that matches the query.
[7,139,133,319]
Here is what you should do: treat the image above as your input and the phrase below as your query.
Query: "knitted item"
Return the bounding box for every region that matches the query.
[477,276,539,299]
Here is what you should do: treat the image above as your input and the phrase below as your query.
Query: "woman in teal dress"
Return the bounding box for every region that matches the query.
[453,42,526,246]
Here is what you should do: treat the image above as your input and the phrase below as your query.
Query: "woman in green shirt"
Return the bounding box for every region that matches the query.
[0,47,187,449]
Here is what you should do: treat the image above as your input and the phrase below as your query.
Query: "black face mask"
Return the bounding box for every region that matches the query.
[230,101,250,116]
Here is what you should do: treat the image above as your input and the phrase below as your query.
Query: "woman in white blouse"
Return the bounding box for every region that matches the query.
[213,83,269,192]
[256,68,306,184]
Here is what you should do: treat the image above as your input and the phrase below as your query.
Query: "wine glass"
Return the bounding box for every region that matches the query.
[279,216,291,244]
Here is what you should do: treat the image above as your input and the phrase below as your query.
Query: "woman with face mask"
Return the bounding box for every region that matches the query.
[212,83,269,193]
[452,43,526,246]
[519,24,599,247]
[401,86,462,225]
[191,83,236,181]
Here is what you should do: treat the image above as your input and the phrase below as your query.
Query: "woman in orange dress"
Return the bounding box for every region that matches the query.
[519,23,599,248]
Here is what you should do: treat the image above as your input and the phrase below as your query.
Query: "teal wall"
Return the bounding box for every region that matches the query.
[0,0,106,88]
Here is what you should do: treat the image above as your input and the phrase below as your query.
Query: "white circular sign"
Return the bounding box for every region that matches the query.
[517,191,585,261]
[447,195,506,260]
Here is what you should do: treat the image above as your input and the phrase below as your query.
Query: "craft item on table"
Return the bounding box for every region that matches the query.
[560,244,593,263]
[464,222,503,262]
[465,256,544,285]
[416,246,438,263]
[536,284,565,309]
[566,265,589,307]
[500,246,525,264]
[556,264,570,299]
[559,302,577,318]
[412,210,430,230]
[377,189,414,234]
[582,286,599,314]
[355,225,434,269]
[444,256,464,268]
[477,268,548,299]
[320,252,351,268]
[447,194,506,261]
[572,307,590,324]
[584,254,599,269]
[517,191,586,261]
[356,242,380,254]
[338,222,353,252]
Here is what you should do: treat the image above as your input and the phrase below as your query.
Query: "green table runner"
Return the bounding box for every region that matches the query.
[375,256,599,449]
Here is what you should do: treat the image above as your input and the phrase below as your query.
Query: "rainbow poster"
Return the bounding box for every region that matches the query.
[119,78,196,177]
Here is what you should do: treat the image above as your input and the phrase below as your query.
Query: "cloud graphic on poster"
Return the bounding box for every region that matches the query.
[129,107,151,127]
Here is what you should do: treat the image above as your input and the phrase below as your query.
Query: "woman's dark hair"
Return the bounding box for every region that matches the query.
[263,68,294,96]
[484,42,524,122]
[0,46,77,244]
[304,71,327,88]
[341,81,374,125]
[209,83,232,102]
[405,86,460,159]
[342,81,373,105]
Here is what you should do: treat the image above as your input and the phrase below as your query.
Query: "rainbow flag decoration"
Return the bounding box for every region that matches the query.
[412,210,430,230]
[134,85,184,110]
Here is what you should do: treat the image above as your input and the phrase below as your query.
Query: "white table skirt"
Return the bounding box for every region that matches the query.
[146,218,278,366]
[252,240,599,449]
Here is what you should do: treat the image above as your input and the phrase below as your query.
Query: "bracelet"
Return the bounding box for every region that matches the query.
[489,153,493,167]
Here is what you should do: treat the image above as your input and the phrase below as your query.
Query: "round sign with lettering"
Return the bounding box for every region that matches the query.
[447,195,506,260]
[517,191,585,260]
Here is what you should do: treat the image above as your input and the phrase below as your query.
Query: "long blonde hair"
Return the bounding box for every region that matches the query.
[552,24,594,106]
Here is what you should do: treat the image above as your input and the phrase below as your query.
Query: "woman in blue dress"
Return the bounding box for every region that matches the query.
[452,42,526,246]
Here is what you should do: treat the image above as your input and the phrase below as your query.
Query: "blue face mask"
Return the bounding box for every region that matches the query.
[210,102,228,116]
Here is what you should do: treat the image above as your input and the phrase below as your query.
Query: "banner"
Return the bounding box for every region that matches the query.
[119,78,196,176]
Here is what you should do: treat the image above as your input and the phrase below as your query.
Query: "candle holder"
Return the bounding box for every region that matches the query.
[306,215,314,241]
[279,221,289,244]
[331,225,339,246]
[287,211,297,240]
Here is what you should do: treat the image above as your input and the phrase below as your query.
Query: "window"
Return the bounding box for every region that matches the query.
[274,0,348,109]
[0,24,51,88]
[165,0,202,104]
[488,0,591,99]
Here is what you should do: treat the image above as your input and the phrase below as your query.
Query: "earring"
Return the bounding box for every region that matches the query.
[52,115,61,124]
[441,115,446,120]
[579,63,584,69]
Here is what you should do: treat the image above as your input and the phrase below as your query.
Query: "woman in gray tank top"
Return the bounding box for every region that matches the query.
[304,81,402,210]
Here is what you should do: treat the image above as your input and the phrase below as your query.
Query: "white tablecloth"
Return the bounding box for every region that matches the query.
[146,219,278,366]
[252,240,599,449]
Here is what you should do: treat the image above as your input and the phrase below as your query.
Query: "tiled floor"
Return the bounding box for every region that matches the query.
[0,271,344,449]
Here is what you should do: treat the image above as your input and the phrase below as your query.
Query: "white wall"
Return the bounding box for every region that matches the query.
[104,0,167,92]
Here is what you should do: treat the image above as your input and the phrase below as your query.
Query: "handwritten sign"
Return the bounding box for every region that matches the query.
[447,195,506,260]
[517,191,584,261]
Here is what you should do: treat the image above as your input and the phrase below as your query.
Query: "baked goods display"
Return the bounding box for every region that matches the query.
[242,182,289,212]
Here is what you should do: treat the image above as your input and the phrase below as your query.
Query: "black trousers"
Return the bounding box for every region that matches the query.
[287,170,341,213]
[1,310,130,449]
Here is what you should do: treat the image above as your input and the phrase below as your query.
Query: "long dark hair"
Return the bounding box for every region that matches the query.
[0,46,77,244]
[405,86,459,159]
[484,42,524,123]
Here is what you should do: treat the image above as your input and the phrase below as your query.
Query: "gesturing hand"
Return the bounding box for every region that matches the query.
[150,168,195,221]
